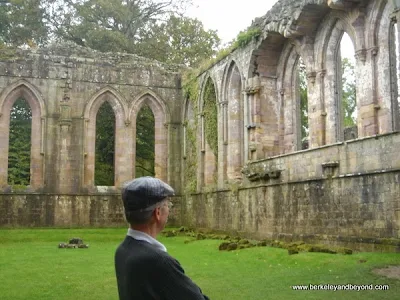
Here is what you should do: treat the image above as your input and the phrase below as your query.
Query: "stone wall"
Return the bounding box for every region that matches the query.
[179,0,400,250]
[0,42,183,194]
[0,193,124,227]
[180,132,400,250]
[1,0,400,252]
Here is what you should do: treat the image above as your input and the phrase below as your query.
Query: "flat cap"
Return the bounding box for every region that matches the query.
[122,176,174,212]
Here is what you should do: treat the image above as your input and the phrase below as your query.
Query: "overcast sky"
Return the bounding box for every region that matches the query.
[186,0,355,59]
[186,0,279,45]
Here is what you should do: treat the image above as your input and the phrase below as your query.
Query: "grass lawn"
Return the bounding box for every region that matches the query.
[0,228,399,300]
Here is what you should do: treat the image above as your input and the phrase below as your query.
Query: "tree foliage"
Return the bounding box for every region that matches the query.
[8,98,31,186]
[203,79,218,156]
[342,57,357,127]
[0,0,47,47]
[40,0,219,67]
[298,57,309,149]
[136,105,155,177]
[138,15,220,67]
[2,0,221,183]
[95,101,115,186]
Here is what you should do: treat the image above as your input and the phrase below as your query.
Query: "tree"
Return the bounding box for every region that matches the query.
[8,98,32,186]
[42,0,219,67]
[138,15,220,67]
[298,57,308,148]
[95,101,115,186]
[342,57,357,127]
[135,105,155,176]
[0,0,47,47]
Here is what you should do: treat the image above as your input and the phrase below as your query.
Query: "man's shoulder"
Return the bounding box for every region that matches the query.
[116,236,171,259]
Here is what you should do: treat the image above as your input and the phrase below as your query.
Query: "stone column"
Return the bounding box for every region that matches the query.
[58,104,72,194]
[218,101,227,187]
[245,76,261,161]
[182,123,187,159]
[309,70,326,148]
[243,92,249,162]
[391,6,400,131]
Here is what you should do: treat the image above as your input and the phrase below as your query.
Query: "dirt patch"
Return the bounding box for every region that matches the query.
[372,266,400,280]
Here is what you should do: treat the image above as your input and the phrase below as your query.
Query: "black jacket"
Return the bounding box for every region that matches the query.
[115,236,210,300]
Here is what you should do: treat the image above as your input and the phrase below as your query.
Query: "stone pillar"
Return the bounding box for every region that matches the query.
[182,123,187,159]
[114,119,133,187]
[356,46,380,138]
[0,110,10,188]
[217,101,227,188]
[243,92,249,162]
[197,113,205,191]
[245,76,261,160]
[391,8,400,131]
[58,104,72,194]
[309,70,326,148]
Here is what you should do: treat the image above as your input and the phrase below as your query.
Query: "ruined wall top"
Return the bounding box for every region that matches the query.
[252,0,366,38]
[4,41,182,73]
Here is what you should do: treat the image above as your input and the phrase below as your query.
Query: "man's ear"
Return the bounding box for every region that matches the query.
[153,206,162,222]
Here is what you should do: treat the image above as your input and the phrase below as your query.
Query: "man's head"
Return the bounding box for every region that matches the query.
[122,177,174,229]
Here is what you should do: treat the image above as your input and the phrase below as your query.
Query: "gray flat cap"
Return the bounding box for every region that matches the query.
[122,176,174,212]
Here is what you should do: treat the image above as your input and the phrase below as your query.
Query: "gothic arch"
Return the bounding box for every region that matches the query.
[371,0,398,132]
[277,43,306,153]
[222,60,245,181]
[83,87,127,188]
[83,86,128,120]
[198,75,219,188]
[315,12,358,144]
[0,80,45,188]
[129,90,169,182]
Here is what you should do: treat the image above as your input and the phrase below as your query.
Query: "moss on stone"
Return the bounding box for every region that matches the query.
[203,79,218,157]
[226,243,238,251]
[0,45,19,60]
[238,239,250,245]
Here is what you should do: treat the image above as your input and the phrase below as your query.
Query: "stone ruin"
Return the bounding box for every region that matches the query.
[0,0,400,251]
[59,238,89,249]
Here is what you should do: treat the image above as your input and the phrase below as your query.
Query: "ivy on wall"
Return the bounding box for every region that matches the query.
[180,26,261,194]
[183,76,199,194]
[203,79,218,157]
[185,124,197,193]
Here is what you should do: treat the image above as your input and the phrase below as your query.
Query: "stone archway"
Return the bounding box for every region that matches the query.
[0,80,45,189]
[83,87,128,188]
[224,61,244,181]
[129,90,169,182]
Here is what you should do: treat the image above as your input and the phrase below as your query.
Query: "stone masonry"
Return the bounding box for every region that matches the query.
[0,42,182,226]
[181,0,400,250]
[1,0,400,250]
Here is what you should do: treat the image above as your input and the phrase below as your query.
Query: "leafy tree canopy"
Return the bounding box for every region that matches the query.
[8,98,32,186]
[38,0,219,67]
[342,57,357,127]
[0,0,47,47]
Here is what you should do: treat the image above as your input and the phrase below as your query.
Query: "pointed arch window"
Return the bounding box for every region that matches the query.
[226,63,244,180]
[337,32,358,141]
[390,18,400,131]
[201,78,218,187]
[0,82,45,189]
[95,101,115,186]
[135,104,155,177]
[8,98,32,186]
[297,56,309,150]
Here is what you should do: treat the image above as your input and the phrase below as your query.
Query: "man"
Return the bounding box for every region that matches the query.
[115,176,210,300]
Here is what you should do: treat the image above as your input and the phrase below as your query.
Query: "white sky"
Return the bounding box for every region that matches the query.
[186,0,355,59]
[186,0,278,45]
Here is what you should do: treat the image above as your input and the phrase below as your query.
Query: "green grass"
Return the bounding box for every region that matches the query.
[0,228,399,299]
